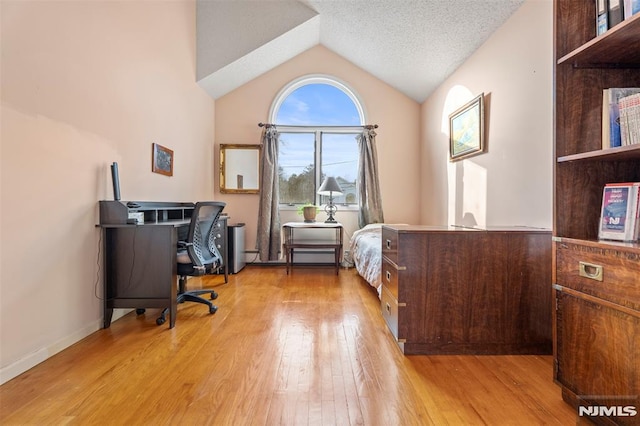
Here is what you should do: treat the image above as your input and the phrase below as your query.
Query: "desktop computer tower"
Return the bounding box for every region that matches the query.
[227,223,246,274]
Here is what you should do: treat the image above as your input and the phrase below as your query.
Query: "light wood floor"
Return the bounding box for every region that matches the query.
[0,265,578,425]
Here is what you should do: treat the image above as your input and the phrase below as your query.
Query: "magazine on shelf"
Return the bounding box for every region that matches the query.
[599,182,640,242]
[602,88,640,149]
[619,93,640,146]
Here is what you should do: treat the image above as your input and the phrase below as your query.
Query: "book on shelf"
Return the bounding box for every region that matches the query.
[597,0,609,35]
[608,0,624,27]
[602,88,640,149]
[619,93,640,146]
[623,0,640,19]
[599,182,640,242]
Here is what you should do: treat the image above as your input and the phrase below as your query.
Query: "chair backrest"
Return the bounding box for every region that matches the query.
[185,201,226,268]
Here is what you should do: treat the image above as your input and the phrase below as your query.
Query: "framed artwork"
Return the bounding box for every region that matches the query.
[449,93,485,161]
[152,143,174,176]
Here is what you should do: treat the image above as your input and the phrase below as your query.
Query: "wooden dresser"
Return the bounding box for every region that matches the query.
[380,225,552,355]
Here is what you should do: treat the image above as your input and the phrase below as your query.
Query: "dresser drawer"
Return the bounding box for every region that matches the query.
[381,226,398,264]
[556,240,640,311]
[382,256,399,301]
[381,285,399,341]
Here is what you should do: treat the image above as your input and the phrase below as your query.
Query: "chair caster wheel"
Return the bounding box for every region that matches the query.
[156,316,166,325]
[209,306,217,314]
[211,291,218,300]
[136,308,146,315]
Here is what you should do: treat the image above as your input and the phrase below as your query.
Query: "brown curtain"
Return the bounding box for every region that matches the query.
[256,126,281,261]
[357,129,384,228]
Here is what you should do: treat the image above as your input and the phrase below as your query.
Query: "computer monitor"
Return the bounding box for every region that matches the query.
[110,162,121,201]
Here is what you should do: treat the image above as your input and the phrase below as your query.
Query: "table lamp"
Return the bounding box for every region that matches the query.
[318,176,343,223]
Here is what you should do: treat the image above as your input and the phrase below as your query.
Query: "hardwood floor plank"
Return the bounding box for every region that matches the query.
[0,266,578,425]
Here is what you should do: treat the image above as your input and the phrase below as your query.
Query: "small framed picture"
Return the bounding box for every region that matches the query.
[152,143,173,176]
[449,93,485,161]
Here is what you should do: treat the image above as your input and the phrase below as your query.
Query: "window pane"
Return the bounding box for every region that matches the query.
[276,84,361,126]
[278,132,316,204]
[321,133,358,205]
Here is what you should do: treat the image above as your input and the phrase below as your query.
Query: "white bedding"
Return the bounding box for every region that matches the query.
[348,224,384,297]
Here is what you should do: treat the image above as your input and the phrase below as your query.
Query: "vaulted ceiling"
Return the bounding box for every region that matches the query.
[196,0,525,103]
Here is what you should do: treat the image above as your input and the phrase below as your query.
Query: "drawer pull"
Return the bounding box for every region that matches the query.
[386,271,391,282]
[386,302,391,313]
[386,239,391,249]
[579,261,603,282]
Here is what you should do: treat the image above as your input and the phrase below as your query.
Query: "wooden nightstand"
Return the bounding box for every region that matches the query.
[282,222,343,275]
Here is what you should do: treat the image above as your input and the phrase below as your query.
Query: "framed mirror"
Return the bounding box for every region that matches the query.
[220,144,261,194]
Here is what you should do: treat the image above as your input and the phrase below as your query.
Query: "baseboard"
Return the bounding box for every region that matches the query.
[0,309,131,385]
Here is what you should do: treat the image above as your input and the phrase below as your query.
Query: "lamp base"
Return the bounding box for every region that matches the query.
[324,202,338,223]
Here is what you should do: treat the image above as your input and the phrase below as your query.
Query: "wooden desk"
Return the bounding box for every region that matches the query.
[283,222,343,275]
[99,201,228,328]
[101,221,186,328]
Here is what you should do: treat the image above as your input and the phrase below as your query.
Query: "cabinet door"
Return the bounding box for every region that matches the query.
[555,288,639,425]
[214,218,228,265]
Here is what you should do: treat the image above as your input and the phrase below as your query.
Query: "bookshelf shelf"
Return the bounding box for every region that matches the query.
[557,144,640,162]
[558,14,640,67]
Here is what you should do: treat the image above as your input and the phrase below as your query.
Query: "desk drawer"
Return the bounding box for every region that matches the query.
[382,227,398,264]
[381,285,399,341]
[556,240,640,311]
[382,256,399,301]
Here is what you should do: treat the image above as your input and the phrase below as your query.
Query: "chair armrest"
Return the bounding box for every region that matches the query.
[177,241,193,249]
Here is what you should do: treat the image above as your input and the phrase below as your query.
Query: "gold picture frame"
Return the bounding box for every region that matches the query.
[152,143,173,176]
[449,93,485,161]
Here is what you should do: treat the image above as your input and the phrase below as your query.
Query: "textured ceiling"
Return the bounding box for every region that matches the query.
[197,0,525,103]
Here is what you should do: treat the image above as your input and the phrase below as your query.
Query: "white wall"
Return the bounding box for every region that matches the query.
[420,0,553,228]
[0,1,215,384]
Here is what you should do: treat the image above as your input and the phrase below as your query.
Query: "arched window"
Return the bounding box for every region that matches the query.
[270,75,365,206]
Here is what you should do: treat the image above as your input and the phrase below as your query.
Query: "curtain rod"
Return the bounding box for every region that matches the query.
[258,122,378,130]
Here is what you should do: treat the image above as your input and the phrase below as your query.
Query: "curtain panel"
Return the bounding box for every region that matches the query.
[256,127,281,261]
[357,129,384,228]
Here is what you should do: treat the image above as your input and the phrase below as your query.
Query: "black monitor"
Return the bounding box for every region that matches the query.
[110,162,121,201]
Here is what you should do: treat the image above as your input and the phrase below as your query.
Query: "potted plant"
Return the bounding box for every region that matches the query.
[297,203,320,223]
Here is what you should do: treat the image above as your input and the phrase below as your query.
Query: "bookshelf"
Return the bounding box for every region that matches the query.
[554,3,640,244]
[553,0,640,423]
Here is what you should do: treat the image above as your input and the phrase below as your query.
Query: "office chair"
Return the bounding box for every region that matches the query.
[156,201,226,326]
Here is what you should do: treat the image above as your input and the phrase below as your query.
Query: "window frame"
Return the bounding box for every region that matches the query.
[277,128,361,207]
[270,75,366,211]
[269,74,366,125]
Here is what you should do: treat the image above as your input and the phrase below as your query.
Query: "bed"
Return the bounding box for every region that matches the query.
[347,223,385,297]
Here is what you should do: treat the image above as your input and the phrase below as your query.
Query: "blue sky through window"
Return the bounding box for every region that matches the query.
[276,83,361,126]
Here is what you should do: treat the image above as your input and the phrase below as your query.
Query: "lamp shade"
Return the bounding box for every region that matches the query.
[318,177,343,195]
